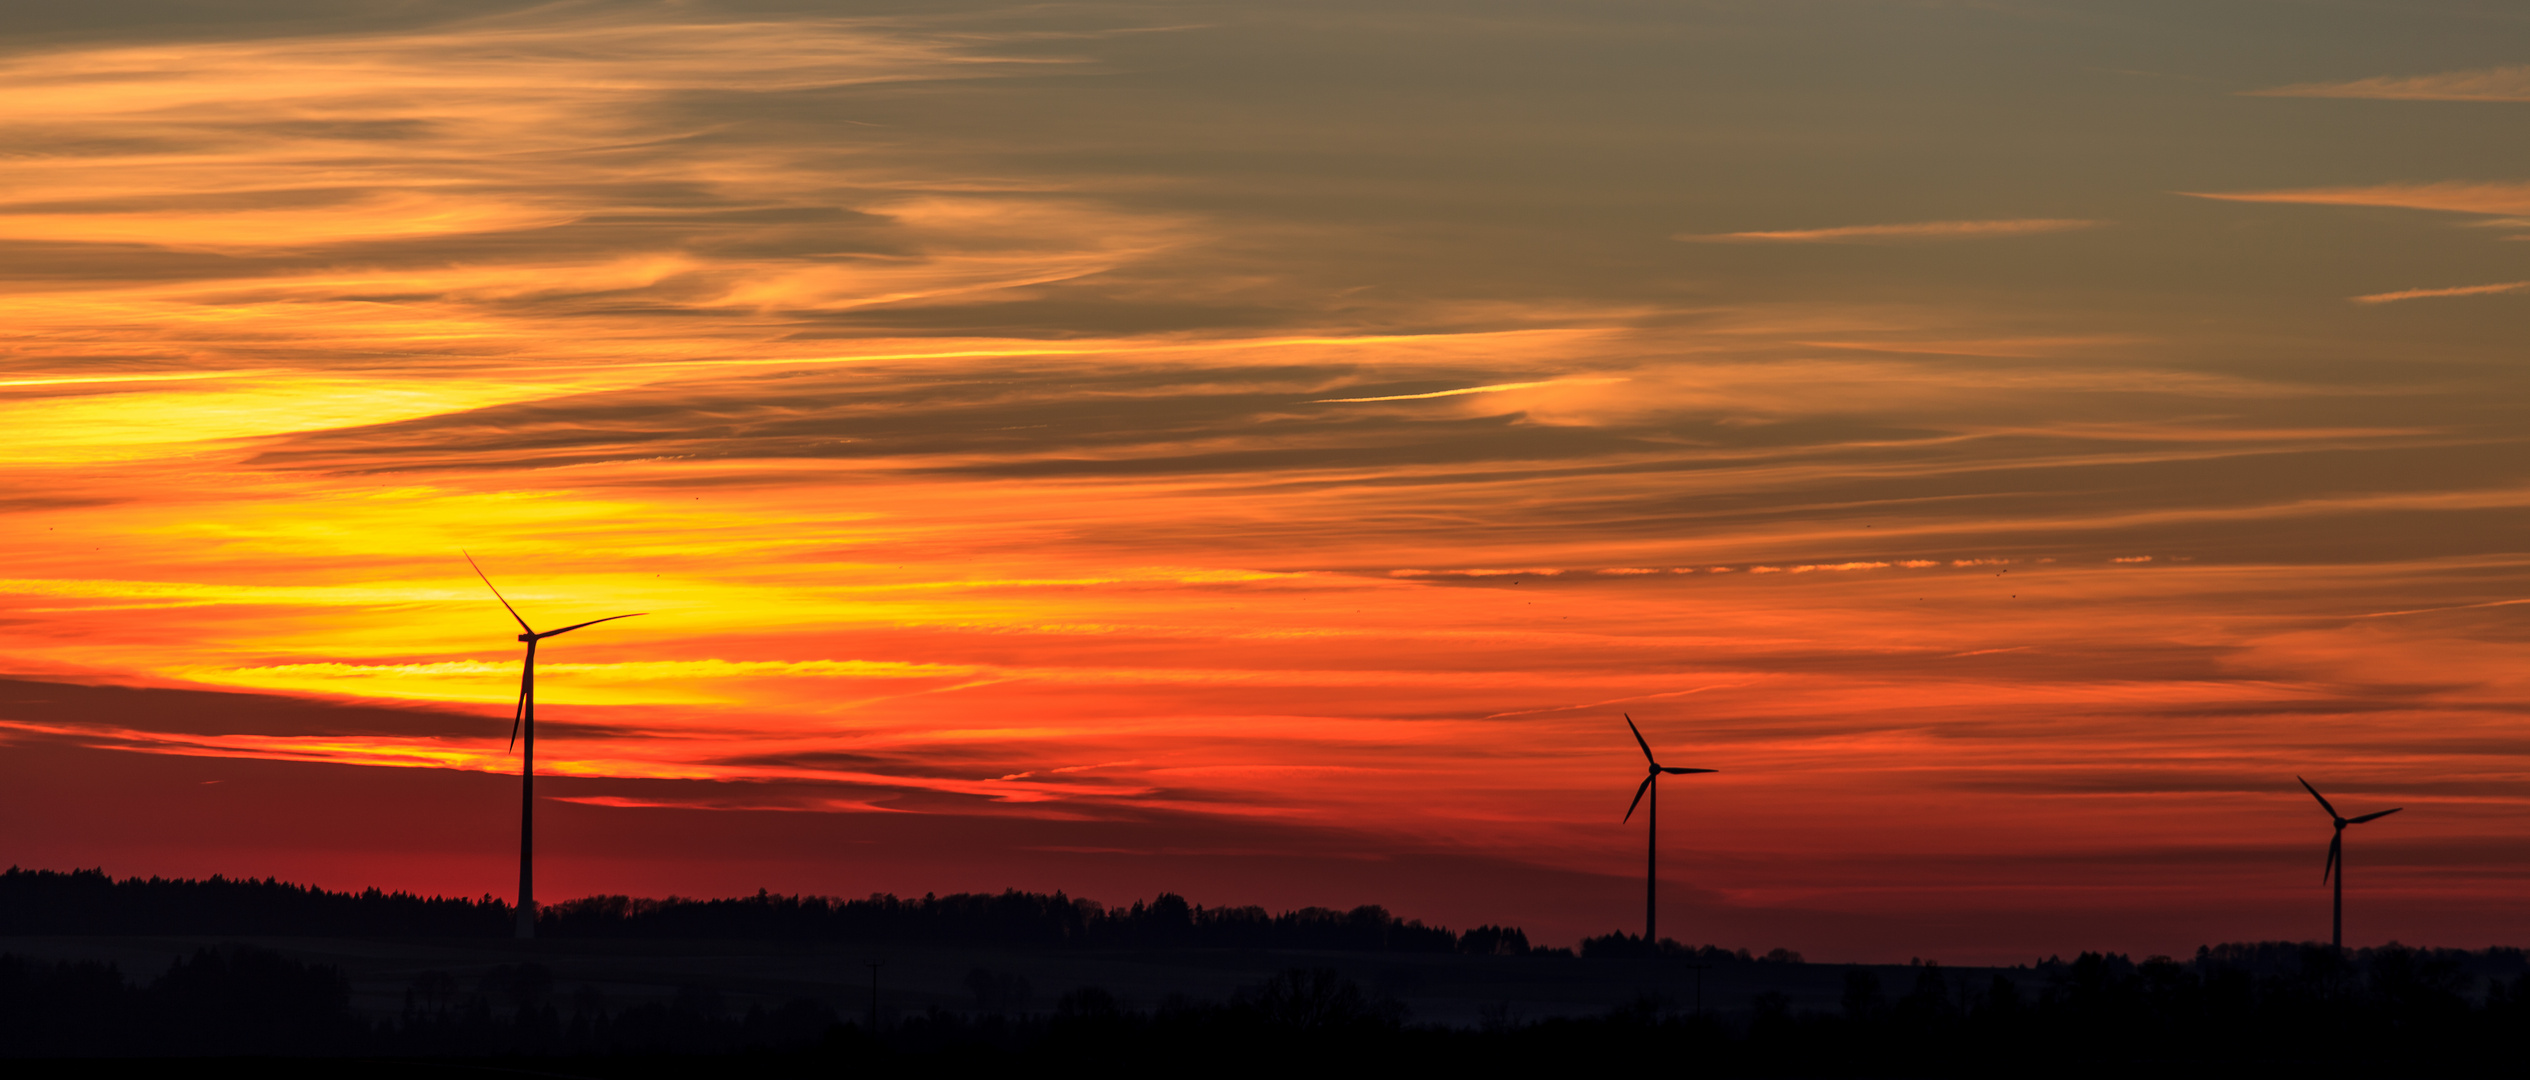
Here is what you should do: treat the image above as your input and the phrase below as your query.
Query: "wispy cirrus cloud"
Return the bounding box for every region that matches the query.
[2351,281,2530,304]
[0,7,1070,256]
[0,1,1196,394]
[2183,182,2530,217]
[1310,377,1623,403]
[2251,65,2530,102]
[1678,219,2100,243]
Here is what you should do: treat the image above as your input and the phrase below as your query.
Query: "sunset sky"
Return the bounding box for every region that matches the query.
[4,0,2528,963]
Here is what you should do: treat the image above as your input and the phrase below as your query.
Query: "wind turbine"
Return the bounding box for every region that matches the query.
[1622,714,1715,947]
[467,554,643,939]
[2297,776,2401,951]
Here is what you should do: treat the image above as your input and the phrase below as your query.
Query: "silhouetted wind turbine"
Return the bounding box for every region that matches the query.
[468,554,643,940]
[2298,776,2401,951]
[1622,714,1715,946]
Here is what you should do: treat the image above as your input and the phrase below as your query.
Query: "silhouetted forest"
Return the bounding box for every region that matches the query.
[0,868,1537,953]
[8,941,2530,1071]
[1578,930,1805,963]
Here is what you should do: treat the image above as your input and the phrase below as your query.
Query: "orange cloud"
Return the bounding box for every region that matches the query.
[1312,377,1624,403]
[1679,219,2100,243]
[2183,182,2530,217]
[2351,281,2530,304]
[2251,66,2530,102]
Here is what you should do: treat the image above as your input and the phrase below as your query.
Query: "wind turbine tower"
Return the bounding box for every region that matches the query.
[468,554,644,939]
[1622,714,1715,946]
[2297,776,2402,951]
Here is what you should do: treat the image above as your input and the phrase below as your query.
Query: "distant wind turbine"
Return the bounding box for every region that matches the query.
[2297,776,2401,951]
[1622,714,1715,946]
[468,554,644,939]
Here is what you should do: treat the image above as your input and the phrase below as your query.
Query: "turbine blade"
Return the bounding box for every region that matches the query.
[2323,832,2340,883]
[2297,776,2339,819]
[2349,807,2403,824]
[506,675,526,752]
[538,612,647,638]
[1663,767,1716,775]
[465,552,535,636]
[1625,714,1656,764]
[1623,774,1654,822]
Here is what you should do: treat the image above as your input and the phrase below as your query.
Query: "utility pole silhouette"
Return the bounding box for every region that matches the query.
[1622,714,1715,945]
[865,959,884,1031]
[467,554,644,939]
[2298,776,2402,950]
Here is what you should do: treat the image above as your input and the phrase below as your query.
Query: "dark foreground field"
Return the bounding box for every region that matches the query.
[5,869,2527,1074]
[0,930,1830,1030]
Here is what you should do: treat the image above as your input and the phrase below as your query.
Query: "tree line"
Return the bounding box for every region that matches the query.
[0,868,1539,954]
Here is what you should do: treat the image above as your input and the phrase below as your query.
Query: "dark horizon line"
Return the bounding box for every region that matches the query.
[4,865,2515,968]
